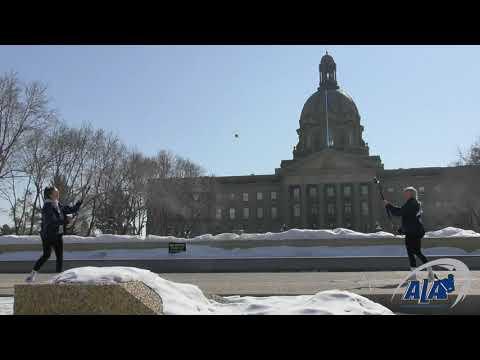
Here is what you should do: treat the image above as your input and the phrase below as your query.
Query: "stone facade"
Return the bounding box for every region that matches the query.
[147,53,480,236]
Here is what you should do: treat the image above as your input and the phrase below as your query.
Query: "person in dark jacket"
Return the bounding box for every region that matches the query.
[384,186,434,280]
[25,186,82,283]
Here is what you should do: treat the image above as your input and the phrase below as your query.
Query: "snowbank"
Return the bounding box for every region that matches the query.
[425,227,480,238]
[51,267,394,315]
[0,234,145,245]
[150,228,397,242]
[0,297,13,316]
[0,227,478,245]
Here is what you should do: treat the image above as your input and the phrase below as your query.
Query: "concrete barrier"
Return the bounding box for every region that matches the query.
[14,281,163,315]
[2,255,480,274]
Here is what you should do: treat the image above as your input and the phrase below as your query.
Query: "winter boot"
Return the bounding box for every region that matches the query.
[25,270,37,283]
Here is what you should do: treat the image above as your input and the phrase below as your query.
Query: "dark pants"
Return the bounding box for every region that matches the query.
[405,234,428,268]
[33,235,63,273]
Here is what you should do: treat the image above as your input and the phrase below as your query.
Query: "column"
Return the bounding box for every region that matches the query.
[281,184,290,229]
[301,183,308,228]
[353,183,361,231]
[335,183,343,228]
[318,183,325,228]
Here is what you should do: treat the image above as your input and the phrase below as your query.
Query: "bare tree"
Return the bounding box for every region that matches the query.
[84,130,125,235]
[0,71,212,237]
[146,154,213,236]
[455,137,480,166]
[0,73,55,180]
[454,137,480,230]
[20,127,55,234]
[0,170,34,234]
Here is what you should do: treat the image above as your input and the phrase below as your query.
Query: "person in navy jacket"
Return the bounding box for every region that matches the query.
[25,186,82,283]
[384,186,434,280]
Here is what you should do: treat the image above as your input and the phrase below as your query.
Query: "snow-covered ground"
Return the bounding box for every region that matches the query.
[0,227,478,245]
[0,227,477,261]
[0,245,479,261]
[0,297,13,315]
[49,267,393,315]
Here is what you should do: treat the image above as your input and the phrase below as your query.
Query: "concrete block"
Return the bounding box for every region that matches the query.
[14,281,163,315]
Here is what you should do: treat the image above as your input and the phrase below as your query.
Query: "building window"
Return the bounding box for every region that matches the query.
[387,187,394,193]
[193,193,200,201]
[257,192,263,201]
[343,185,352,197]
[344,202,352,215]
[311,205,319,216]
[215,208,222,220]
[309,186,317,198]
[229,208,236,220]
[242,192,249,202]
[243,207,249,219]
[293,187,300,201]
[257,208,264,219]
[271,207,278,219]
[360,184,369,196]
[271,191,277,201]
[435,201,441,208]
[326,186,335,198]
[229,193,235,200]
[328,132,334,147]
[419,186,425,195]
[361,201,369,216]
[293,204,301,217]
[327,203,336,216]
[216,193,222,202]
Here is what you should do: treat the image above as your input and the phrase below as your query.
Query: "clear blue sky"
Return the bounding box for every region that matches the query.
[0,45,479,223]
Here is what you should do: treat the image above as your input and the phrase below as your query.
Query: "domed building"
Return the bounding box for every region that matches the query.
[294,52,369,157]
[147,52,480,236]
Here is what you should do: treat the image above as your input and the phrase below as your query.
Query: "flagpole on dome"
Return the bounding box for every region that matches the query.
[325,50,330,148]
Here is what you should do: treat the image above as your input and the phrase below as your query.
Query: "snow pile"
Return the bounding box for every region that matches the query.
[52,267,216,315]
[0,234,146,245]
[221,291,394,315]
[0,227,478,246]
[0,297,13,316]
[51,267,393,315]
[425,227,480,238]
[149,228,397,242]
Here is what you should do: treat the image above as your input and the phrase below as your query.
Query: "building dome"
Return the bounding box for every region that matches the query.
[300,87,360,126]
[293,52,369,158]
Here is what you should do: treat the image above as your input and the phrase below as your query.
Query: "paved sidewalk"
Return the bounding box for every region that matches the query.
[2,271,479,296]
